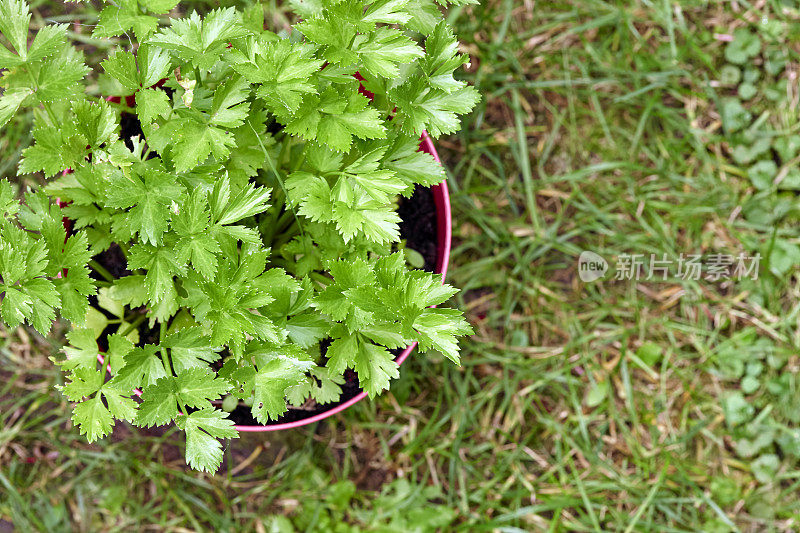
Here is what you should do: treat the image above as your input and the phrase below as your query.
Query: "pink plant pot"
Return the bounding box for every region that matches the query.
[80,95,452,431]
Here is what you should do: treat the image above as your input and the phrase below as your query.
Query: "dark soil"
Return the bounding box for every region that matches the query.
[119,112,143,151]
[91,243,131,280]
[91,243,160,351]
[398,186,438,272]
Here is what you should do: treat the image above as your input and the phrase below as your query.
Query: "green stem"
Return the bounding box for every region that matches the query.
[119,314,147,337]
[274,209,296,234]
[248,121,304,239]
[269,220,300,249]
[89,260,114,282]
[117,242,130,259]
[310,272,330,287]
[159,320,176,376]
[267,258,289,270]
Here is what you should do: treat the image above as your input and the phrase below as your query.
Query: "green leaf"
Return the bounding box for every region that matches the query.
[150,115,237,173]
[108,275,149,309]
[101,50,139,92]
[723,392,754,428]
[66,371,136,442]
[738,82,757,100]
[54,246,94,324]
[177,408,238,472]
[767,239,800,276]
[314,257,376,325]
[72,100,119,148]
[127,243,187,302]
[353,340,398,398]
[210,178,271,225]
[326,333,358,375]
[231,39,324,117]
[62,366,104,402]
[182,247,287,354]
[309,366,344,403]
[362,0,413,26]
[382,133,445,192]
[15,193,95,324]
[32,50,90,103]
[172,190,221,279]
[635,341,662,367]
[136,88,171,124]
[719,98,751,134]
[140,0,179,13]
[417,21,469,92]
[105,165,185,245]
[388,22,477,136]
[412,308,472,364]
[252,354,314,423]
[731,137,770,165]
[162,326,221,373]
[0,87,32,127]
[0,0,66,66]
[286,313,329,349]
[101,45,172,95]
[404,0,440,33]
[137,367,232,427]
[360,322,407,349]
[295,14,359,67]
[357,27,423,79]
[751,454,779,484]
[774,135,800,162]
[392,79,479,137]
[725,29,761,65]
[0,180,18,218]
[106,333,135,373]
[748,160,777,190]
[18,121,89,177]
[72,394,114,442]
[136,375,179,427]
[112,344,168,390]
[150,8,249,70]
[137,44,172,88]
[103,384,138,421]
[61,328,99,371]
[0,0,31,58]
[405,270,458,307]
[286,88,386,152]
[94,0,159,40]
[585,380,608,408]
[0,226,60,333]
[175,367,231,408]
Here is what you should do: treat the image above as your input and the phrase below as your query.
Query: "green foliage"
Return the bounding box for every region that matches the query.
[263,478,457,531]
[725,29,761,65]
[0,0,474,473]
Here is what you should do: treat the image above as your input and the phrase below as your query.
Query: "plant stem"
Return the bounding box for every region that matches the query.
[118,314,146,338]
[89,259,114,282]
[269,221,300,251]
[309,272,330,287]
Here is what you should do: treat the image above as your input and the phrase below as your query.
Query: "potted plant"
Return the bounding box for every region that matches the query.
[0,0,477,472]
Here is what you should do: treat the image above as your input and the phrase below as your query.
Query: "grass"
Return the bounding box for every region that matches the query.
[4,0,800,531]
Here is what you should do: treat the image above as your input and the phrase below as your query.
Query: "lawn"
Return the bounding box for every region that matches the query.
[3,0,800,531]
